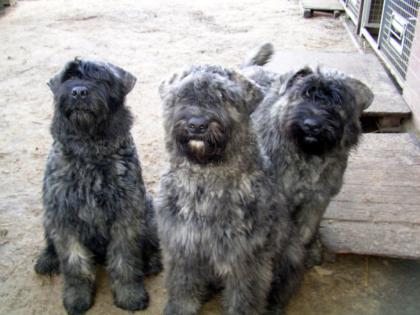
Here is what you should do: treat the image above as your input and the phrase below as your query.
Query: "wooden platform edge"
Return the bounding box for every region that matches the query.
[320,133,420,260]
[320,220,420,260]
[266,51,412,117]
[361,111,411,118]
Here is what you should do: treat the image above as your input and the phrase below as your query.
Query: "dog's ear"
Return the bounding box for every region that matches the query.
[47,60,80,94]
[47,71,62,94]
[159,68,193,100]
[224,72,264,115]
[284,67,313,90]
[108,64,137,95]
[344,77,374,111]
[158,72,178,100]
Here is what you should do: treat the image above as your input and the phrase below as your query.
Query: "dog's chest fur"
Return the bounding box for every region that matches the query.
[279,150,347,206]
[159,166,268,274]
[43,142,137,242]
[177,170,254,218]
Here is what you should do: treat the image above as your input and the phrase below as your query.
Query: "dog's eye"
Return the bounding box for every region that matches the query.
[304,87,316,98]
[63,70,82,82]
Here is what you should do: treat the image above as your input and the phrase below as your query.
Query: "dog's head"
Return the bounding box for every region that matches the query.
[279,67,373,156]
[159,65,263,165]
[48,58,136,135]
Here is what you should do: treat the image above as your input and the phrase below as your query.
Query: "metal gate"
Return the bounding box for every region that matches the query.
[341,0,363,23]
[379,0,420,80]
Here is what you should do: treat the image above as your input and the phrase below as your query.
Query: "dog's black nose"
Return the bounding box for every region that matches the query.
[303,118,320,132]
[71,86,88,99]
[188,117,208,134]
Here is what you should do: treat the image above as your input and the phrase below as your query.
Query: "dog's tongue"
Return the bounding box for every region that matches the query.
[304,136,318,144]
[187,140,207,161]
[188,140,205,152]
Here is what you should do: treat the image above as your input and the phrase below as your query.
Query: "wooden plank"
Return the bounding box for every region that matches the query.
[266,52,411,117]
[320,221,420,259]
[326,201,420,224]
[300,0,344,11]
[320,133,420,259]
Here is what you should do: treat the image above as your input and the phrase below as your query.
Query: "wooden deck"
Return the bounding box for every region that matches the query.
[266,52,411,118]
[321,134,420,259]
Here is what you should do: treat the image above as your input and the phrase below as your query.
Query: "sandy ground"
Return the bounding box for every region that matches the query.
[1,0,419,314]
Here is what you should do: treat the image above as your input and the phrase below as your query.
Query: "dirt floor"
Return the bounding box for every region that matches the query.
[0,0,419,314]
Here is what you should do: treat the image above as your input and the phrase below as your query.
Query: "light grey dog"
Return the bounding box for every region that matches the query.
[157,64,304,315]
[34,59,162,315]
[243,44,374,266]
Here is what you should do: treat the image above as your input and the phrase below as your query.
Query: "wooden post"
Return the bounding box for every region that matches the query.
[403,13,420,132]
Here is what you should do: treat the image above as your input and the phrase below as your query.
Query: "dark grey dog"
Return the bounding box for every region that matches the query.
[243,45,374,266]
[34,59,161,315]
[157,65,304,315]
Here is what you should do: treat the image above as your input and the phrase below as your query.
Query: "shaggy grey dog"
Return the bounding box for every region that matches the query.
[157,65,304,315]
[243,45,374,266]
[34,59,161,315]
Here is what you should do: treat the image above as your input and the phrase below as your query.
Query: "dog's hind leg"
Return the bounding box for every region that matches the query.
[142,195,163,277]
[34,234,60,275]
[304,232,324,268]
[141,232,163,277]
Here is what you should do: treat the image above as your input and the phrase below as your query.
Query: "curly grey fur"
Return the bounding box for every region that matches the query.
[34,58,162,315]
[157,64,304,315]
[243,45,374,267]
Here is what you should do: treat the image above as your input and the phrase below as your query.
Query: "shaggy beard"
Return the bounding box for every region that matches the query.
[69,110,97,131]
[174,120,228,164]
[288,120,342,156]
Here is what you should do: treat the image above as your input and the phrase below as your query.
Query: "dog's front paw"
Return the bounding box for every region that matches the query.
[63,283,93,315]
[264,307,285,315]
[163,299,201,315]
[304,238,323,269]
[113,282,149,311]
[164,302,193,315]
[34,250,60,275]
[144,253,163,276]
[164,303,181,315]
[299,225,314,245]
